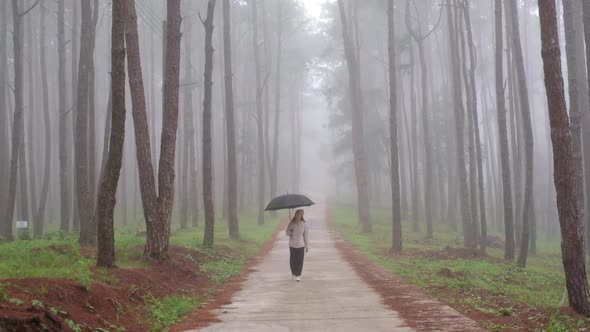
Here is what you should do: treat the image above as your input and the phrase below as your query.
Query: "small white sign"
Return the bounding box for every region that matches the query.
[16,221,28,229]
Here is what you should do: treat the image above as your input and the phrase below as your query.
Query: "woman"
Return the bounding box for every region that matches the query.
[285,209,309,282]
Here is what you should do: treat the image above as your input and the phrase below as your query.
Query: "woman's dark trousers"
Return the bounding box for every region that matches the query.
[289,247,305,276]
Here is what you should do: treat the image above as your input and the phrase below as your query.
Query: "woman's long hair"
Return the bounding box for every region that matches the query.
[291,209,305,223]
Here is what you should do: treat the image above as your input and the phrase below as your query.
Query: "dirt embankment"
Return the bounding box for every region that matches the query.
[326,211,486,331]
[326,204,589,331]
[170,220,286,331]
[0,223,283,332]
[0,246,217,332]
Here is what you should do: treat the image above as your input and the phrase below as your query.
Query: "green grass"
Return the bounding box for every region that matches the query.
[145,294,201,331]
[201,256,245,285]
[332,203,584,322]
[0,234,94,286]
[0,210,278,286]
[0,210,279,330]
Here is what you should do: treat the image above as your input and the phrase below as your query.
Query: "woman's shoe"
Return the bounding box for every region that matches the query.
[296,276,301,282]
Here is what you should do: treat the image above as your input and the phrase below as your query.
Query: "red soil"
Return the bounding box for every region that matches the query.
[326,205,590,331]
[170,220,286,331]
[0,233,281,332]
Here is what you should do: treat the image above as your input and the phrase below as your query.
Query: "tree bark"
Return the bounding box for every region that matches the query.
[462,0,486,252]
[180,21,193,230]
[99,80,112,184]
[505,0,534,268]
[337,0,372,232]
[57,0,71,233]
[87,0,99,214]
[408,42,420,232]
[505,30,523,249]
[447,0,473,247]
[153,0,182,258]
[562,0,585,260]
[34,3,51,238]
[580,0,590,263]
[405,0,434,239]
[0,0,7,225]
[261,0,272,197]
[76,0,95,246]
[455,0,478,248]
[538,0,590,316]
[26,9,36,234]
[96,0,126,268]
[495,0,515,260]
[72,0,80,233]
[250,0,266,226]
[202,0,217,248]
[270,0,283,208]
[125,0,160,259]
[388,0,402,252]
[4,0,27,242]
[223,0,239,239]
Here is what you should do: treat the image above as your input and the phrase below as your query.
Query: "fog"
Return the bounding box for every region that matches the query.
[0,0,588,268]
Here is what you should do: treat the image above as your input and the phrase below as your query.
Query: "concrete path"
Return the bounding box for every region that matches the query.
[190,204,413,332]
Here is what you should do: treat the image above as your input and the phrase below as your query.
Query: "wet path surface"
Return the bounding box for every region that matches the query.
[189,204,413,332]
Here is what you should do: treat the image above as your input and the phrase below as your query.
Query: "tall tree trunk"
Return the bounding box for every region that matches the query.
[96,0,126,268]
[26,10,36,233]
[388,0,402,252]
[337,0,372,232]
[87,0,99,213]
[405,0,434,239]
[409,42,420,232]
[250,0,265,226]
[505,30,523,248]
[34,3,51,238]
[192,114,200,228]
[580,0,590,263]
[223,0,239,239]
[447,0,473,247]
[495,0,515,260]
[289,84,298,191]
[295,89,302,193]
[562,0,585,260]
[72,0,80,233]
[537,0,590,316]
[4,0,29,241]
[155,23,164,179]
[218,26,227,222]
[153,0,182,258]
[125,0,160,259]
[0,0,8,224]
[261,0,272,196]
[456,0,478,249]
[462,0,487,252]
[180,22,193,230]
[57,0,70,233]
[506,0,534,268]
[76,0,95,246]
[99,81,112,182]
[202,0,217,248]
[270,0,283,205]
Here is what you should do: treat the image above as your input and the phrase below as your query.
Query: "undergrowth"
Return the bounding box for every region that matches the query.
[0,210,277,286]
[145,294,200,331]
[332,203,590,330]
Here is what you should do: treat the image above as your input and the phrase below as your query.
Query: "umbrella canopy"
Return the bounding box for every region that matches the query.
[265,194,315,211]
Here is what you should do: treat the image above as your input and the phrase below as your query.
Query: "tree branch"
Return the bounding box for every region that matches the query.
[19,0,41,17]
[198,11,206,26]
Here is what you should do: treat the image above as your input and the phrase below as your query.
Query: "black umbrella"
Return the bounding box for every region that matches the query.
[265,194,315,211]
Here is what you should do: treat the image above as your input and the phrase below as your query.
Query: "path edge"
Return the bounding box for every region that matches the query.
[171,219,288,332]
[325,202,488,332]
